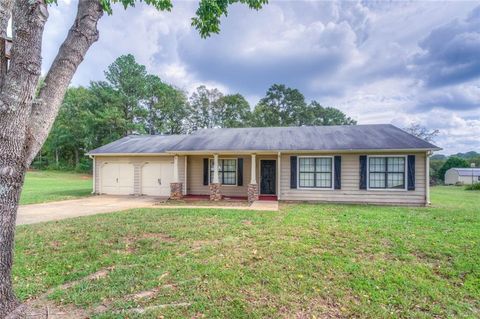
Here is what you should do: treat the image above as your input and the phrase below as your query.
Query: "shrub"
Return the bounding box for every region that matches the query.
[465,182,480,191]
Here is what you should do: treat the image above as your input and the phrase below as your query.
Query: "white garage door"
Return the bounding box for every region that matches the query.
[141,161,174,196]
[101,162,134,195]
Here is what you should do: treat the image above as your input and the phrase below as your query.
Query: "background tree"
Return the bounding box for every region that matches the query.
[0,0,268,316]
[144,75,189,135]
[187,85,224,131]
[437,157,470,182]
[307,101,356,125]
[404,123,440,143]
[253,84,356,127]
[216,93,252,128]
[103,54,148,135]
[252,84,307,126]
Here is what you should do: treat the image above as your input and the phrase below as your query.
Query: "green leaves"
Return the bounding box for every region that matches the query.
[192,0,268,38]
[91,0,267,37]
[99,0,173,15]
[89,0,268,38]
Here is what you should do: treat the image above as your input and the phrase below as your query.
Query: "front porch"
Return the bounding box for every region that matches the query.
[169,153,282,203]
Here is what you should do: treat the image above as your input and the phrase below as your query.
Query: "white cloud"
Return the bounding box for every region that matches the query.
[39,0,480,154]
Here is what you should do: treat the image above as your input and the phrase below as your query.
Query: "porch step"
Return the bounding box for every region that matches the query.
[258,195,278,201]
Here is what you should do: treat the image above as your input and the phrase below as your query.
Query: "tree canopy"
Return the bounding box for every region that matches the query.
[35,55,357,171]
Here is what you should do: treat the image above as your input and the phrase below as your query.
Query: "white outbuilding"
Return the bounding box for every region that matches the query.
[445,168,480,185]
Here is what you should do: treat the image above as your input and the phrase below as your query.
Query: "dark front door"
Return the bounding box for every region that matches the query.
[260,160,276,195]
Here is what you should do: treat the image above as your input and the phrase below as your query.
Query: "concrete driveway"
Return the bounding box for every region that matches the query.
[17,195,161,225]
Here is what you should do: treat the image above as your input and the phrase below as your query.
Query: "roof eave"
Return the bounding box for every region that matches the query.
[87,147,441,156]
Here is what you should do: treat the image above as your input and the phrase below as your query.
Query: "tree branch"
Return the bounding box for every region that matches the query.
[26,0,103,164]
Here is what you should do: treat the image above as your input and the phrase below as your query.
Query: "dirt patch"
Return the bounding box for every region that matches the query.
[10,301,90,319]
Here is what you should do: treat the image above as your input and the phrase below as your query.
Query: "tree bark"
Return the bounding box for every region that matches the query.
[0,0,12,88]
[0,0,48,314]
[0,0,103,316]
[74,148,79,167]
[27,0,103,164]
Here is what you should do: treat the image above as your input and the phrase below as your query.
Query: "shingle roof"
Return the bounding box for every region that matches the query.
[87,124,441,155]
[170,124,440,151]
[450,168,480,177]
[87,134,187,154]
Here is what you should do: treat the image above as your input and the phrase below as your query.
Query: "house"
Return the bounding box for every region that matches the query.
[87,124,441,206]
[444,168,480,185]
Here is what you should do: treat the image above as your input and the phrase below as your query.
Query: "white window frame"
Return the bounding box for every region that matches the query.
[208,158,238,186]
[297,156,334,190]
[367,155,407,191]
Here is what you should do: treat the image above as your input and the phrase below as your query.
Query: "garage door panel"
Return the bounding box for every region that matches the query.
[142,162,173,196]
[101,162,134,195]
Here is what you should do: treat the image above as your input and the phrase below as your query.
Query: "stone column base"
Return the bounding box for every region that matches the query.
[170,182,183,200]
[248,183,259,203]
[209,183,222,201]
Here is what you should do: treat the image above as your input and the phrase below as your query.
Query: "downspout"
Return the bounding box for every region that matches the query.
[89,155,96,194]
[426,151,432,206]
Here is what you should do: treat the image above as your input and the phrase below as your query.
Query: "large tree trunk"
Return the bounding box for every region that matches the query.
[0,0,48,315]
[0,0,102,316]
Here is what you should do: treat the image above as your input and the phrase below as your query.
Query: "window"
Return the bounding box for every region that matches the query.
[210,159,237,185]
[368,156,405,189]
[298,157,333,188]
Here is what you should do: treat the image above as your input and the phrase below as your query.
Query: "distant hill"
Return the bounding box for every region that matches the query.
[432,151,479,161]
[451,151,480,159]
[431,154,447,160]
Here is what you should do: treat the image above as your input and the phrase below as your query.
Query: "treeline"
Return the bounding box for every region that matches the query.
[431,153,480,184]
[33,54,356,171]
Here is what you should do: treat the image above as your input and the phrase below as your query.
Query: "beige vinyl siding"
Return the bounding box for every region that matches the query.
[94,155,174,196]
[280,152,427,205]
[187,155,251,197]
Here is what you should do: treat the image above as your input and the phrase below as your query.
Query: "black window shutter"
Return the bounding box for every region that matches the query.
[334,156,341,189]
[290,156,297,189]
[203,158,209,185]
[407,155,415,190]
[359,155,367,189]
[237,158,243,186]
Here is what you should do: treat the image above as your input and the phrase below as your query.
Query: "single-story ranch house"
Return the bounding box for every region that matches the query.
[444,167,480,185]
[87,124,441,206]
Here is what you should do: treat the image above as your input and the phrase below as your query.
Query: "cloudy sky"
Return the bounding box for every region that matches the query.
[40,0,480,155]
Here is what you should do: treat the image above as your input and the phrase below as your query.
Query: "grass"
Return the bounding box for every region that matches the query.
[13,186,479,318]
[21,170,92,205]
[465,182,480,191]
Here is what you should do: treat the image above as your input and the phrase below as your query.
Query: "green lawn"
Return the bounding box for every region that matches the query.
[21,170,92,205]
[14,186,479,318]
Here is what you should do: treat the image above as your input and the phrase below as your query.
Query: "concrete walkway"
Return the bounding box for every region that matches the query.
[17,196,278,225]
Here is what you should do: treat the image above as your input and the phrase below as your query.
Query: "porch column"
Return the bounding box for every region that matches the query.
[250,154,256,184]
[170,155,183,200]
[248,154,259,203]
[213,154,219,184]
[210,154,222,201]
[173,155,179,182]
